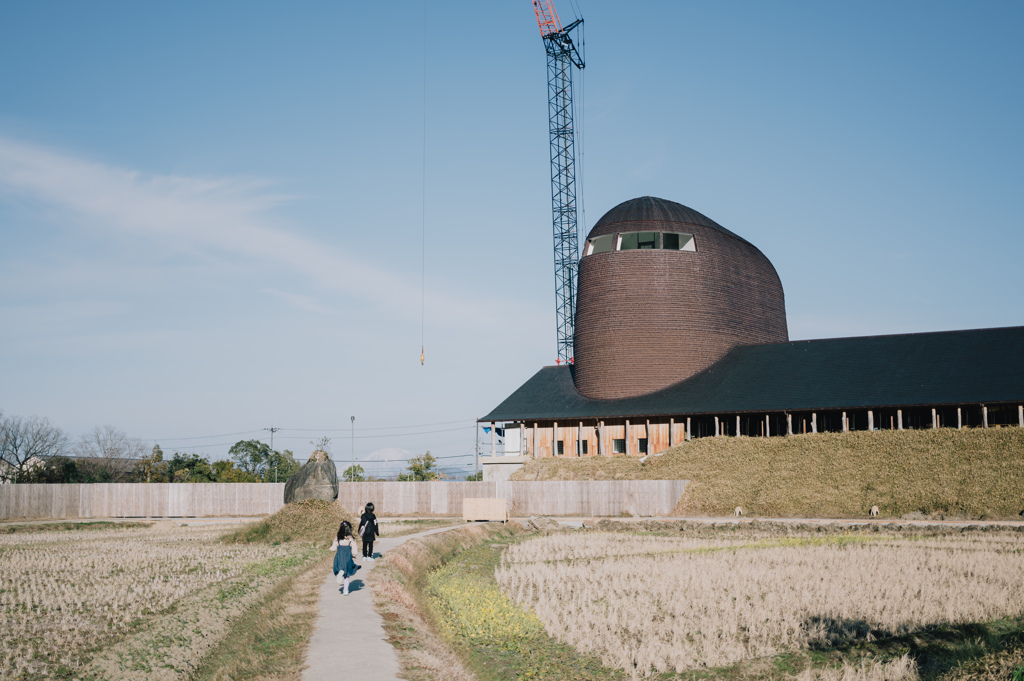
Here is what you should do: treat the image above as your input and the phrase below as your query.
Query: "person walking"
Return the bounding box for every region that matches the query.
[358,502,380,560]
[332,522,360,595]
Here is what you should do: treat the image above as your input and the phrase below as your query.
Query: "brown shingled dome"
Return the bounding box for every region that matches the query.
[573,196,788,399]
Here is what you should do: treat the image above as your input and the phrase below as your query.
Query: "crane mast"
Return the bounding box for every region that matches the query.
[533,0,584,364]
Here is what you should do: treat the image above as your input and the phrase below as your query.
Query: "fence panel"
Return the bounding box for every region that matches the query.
[0,483,286,520]
[0,480,687,520]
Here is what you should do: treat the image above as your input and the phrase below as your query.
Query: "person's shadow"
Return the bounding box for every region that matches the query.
[347,578,365,593]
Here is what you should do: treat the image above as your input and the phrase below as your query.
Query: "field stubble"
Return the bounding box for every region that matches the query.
[496,530,1024,678]
[0,521,312,680]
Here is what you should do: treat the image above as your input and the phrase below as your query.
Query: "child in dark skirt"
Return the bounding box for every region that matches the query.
[332,522,359,595]
[358,502,380,560]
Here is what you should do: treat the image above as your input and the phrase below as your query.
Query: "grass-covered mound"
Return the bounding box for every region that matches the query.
[225,499,355,544]
[510,427,1024,519]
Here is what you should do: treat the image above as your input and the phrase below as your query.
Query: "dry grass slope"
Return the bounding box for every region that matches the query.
[510,428,1024,519]
[224,499,355,545]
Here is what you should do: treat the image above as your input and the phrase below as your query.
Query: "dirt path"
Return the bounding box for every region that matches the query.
[301,523,464,680]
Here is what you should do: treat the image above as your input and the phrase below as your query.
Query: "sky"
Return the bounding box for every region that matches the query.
[2,1,1022,477]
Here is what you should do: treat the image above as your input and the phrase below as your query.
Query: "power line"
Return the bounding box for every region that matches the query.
[420,0,427,367]
[275,419,472,432]
[274,426,473,441]
[143,419,475,445]
[150,429,263,442]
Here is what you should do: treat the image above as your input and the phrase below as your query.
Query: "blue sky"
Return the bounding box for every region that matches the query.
[2,1,1022,476]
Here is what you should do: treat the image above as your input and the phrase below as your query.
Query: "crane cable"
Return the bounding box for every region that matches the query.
[577,19,586,249]
[420,0,427,366]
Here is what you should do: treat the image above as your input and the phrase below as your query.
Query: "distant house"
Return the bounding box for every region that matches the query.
[0,455,47,484]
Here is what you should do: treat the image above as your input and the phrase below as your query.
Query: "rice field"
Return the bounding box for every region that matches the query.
[0,521,306,680]
[496,529,1024,678]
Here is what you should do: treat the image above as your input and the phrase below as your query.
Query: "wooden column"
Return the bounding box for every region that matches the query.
[669,418,674,447]
[578,421,583,456]
[1019,405,1023,428]
[812,412,817,434]
[736,415,741,437]
[645,419,651,454]
[598,421,605,456]
[931,409,937,429]
[714,416,720,437]
[786,413,793,436]
[842,412,848,433]
[491,422,496,456]
[983,405,988,428]
[958,408,962,430]
[553,421,559,456]
[533,422,539,458]
[624,420,630,455]
[868,410,874,431]
[897,409,903,430]
[765,414,770,437]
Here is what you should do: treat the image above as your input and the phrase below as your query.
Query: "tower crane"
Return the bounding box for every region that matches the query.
[532,0,585,365]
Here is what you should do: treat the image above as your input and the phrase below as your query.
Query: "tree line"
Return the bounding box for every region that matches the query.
[1,411,482,483]
[0,410,299,484]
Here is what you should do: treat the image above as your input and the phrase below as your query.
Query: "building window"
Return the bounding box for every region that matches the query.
[584,234,614,256]
[612,438,626,454]
[617,231,659,251]
[580,440,588,455]
[557,440,564,456]
[639,438,648,454]
[661,232,696,251]
[585,231,695,257]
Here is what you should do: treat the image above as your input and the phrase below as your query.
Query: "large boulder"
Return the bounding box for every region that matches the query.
[284,450,339,504]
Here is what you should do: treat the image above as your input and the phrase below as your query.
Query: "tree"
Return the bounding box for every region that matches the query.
[398,452,441,481]
[75,425,147,482]
[21,456,82,484]
[134,444,169,483]
[342,464,365,482]
[0,412,71,482]
[265,449,300,483]
[212,460,259,482]
[228,440,299,482]
[228,439,272,478]
[465,470,483,481]
[168,452,215,483]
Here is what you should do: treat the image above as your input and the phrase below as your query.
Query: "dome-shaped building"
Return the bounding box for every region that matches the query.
[573,196,789,399]
[479,194,1024,477]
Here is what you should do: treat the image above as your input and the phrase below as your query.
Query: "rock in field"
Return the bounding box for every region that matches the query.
[284,450,338,503]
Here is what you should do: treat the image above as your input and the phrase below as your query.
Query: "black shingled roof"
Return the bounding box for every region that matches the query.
[479,326,1024,422]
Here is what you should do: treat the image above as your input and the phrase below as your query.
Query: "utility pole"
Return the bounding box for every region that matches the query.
[350,416,355,483]
[474,422,480,479]
[264,426,281,482]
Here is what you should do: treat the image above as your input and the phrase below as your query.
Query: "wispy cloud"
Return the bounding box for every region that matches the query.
[0,137,510,326]
[262,288,337,315]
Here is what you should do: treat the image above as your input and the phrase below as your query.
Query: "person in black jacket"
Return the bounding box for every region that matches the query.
[358,502,380,560]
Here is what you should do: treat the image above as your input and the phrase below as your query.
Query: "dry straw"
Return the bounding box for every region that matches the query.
[0,523,292,679]
[497,531,1024,677]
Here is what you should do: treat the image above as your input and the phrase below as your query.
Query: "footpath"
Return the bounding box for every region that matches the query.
[301,523,463,681]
